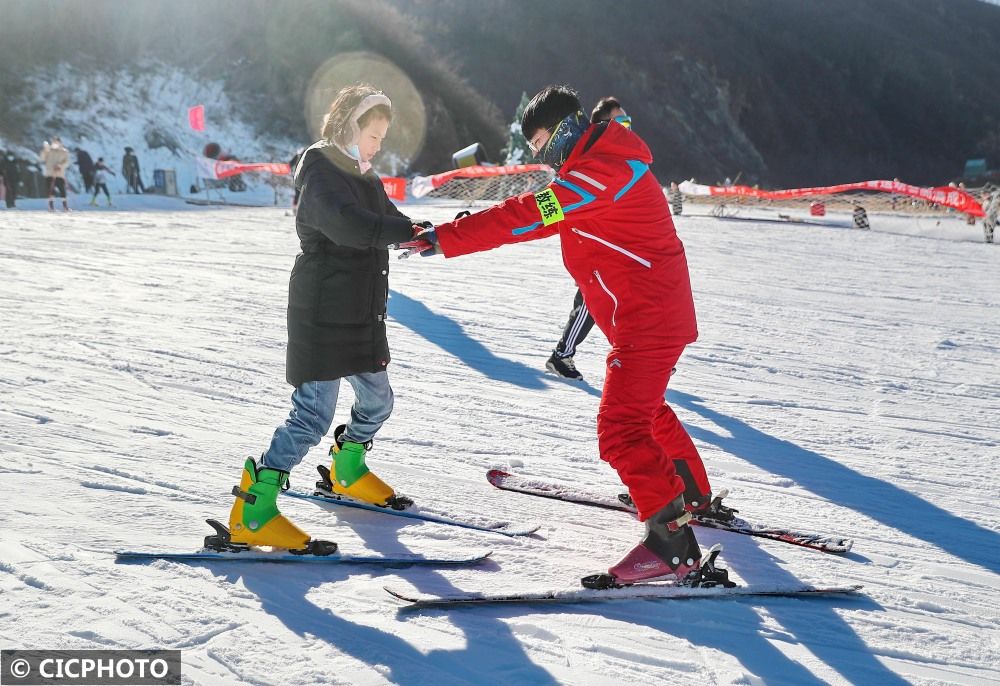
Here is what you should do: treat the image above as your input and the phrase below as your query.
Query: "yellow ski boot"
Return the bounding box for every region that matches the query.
[315,425,412,510]
[204,458,337,555]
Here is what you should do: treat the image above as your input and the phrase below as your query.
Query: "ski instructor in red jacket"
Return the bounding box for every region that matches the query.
[403,85,725,587]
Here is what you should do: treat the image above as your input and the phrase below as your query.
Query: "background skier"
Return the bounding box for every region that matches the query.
[289,147,305,215]
[40,136,70,211]
[89,157,115,206]
[122,146,144,193]
[545,96,631,381]
[75,146,95,194]
[1,151,18,208]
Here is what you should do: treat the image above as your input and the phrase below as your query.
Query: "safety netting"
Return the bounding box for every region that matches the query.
[411,164,554,202]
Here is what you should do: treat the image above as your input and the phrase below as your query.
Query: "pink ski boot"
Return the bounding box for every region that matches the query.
[583,496,704,588]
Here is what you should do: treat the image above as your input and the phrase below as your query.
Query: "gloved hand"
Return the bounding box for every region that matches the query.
[394,223,440,259]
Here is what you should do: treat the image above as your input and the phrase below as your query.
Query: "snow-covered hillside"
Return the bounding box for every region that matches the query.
[1,199,998,685]
[1,63,297,199]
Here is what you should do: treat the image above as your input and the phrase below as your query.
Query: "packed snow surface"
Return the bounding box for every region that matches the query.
[1,196,998,685]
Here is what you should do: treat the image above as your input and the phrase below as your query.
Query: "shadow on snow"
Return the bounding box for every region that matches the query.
[669,388,1000,575]
[215,509,559,685]
[388,289,602,399]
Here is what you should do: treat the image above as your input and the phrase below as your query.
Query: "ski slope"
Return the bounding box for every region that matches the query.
[1,197,998,685]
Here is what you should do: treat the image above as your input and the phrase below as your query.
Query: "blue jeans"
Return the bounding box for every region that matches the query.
[262,372,394,473]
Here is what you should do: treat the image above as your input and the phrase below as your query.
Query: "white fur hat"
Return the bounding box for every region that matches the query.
[345,93,392,147]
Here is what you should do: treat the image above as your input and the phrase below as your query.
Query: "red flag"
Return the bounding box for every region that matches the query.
[380,176,406,201]
[188,105,205,132]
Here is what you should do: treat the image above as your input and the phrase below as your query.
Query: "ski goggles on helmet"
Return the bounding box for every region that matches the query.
[613,114,632,128]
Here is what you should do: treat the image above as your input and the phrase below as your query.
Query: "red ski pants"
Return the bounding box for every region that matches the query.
[597,343,711,521]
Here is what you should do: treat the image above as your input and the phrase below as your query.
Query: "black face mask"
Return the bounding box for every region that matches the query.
[537,111,589,170]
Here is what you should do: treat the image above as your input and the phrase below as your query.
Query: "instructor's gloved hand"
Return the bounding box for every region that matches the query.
[395,223,440,259]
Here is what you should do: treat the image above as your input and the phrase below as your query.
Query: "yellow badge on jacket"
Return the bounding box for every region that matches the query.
[534,188,564,226]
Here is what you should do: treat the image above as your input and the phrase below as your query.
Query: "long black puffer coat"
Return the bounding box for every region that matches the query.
[285,141,413,386]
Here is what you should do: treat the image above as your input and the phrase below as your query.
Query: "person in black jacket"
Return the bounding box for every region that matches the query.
[1,151,19,208]
[220,84,421,553]
[288,147,305,216]
[76,147,95,194]
[545,97,631,381]
[122,147,144,193]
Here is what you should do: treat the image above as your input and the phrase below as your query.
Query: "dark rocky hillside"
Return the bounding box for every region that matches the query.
[389,0,1000,185]
[2,0,998,185]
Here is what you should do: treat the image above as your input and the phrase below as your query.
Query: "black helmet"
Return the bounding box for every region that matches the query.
[521,86,588,170]
[521,85,582,139]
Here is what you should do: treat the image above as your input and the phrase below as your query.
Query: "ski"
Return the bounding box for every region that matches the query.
[384,582,864,609]
[116,549,492,566]
[115,518,492,566]
[486,470,853,554]
[283,489,540,538]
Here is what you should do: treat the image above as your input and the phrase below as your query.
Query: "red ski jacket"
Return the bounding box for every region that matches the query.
[435,122,698,348]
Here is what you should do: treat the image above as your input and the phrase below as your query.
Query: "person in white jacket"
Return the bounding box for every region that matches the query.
[89,157,116,207]
[40,136,70,211]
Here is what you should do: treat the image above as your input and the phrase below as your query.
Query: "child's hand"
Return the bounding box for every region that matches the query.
[394,225,439,259]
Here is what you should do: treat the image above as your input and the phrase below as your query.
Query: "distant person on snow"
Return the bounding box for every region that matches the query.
[289,147,305,216]
[76,147,95,194]
[40,136,70,211]
[545,95,631,381]
[122,146,144,194]
[215,84,429,555]
[399,85,733,587]
[89,157,116,207]
[1,151,19,208]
